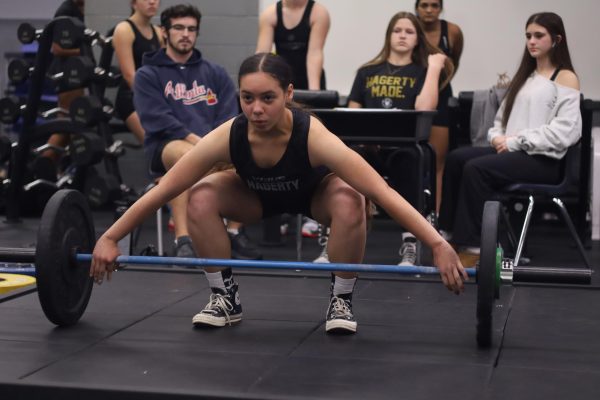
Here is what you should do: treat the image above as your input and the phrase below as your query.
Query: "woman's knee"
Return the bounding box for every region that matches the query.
[187,179,221,219]
[328,186,366,227]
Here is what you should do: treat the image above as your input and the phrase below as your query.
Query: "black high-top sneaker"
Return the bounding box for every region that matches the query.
[325,275,357,333]
[325,293,357,333]
[193,269,242,327]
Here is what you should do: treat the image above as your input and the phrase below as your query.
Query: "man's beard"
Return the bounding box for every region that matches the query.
[167,35,195,56]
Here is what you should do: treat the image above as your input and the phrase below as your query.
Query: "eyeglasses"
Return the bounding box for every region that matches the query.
[170,24,199,33]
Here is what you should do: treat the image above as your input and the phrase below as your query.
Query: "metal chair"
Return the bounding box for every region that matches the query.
[497,143,590,268]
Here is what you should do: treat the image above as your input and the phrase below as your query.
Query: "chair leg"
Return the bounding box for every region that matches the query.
[514,196,535,267]
[552,198,591,268]
[500,204,518,254]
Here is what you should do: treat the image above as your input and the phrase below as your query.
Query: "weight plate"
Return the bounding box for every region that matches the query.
[36,189,95,326]
[477,201,500,348]
[0,273,36,295]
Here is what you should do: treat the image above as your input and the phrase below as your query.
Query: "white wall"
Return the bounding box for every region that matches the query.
[259,0,600,99]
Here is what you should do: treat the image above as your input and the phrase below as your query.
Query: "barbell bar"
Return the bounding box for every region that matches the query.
[0,190,592,348]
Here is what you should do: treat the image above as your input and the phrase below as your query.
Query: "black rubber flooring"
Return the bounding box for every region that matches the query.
[1,210,599,400]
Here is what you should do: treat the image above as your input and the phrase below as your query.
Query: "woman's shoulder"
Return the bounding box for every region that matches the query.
[113,20,135,38]
[446,20,463,36]
[555,70,580,91]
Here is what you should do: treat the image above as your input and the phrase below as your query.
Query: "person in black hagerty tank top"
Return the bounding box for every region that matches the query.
[90,53,467,336]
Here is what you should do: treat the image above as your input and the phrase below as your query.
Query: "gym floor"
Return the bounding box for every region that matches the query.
[0,205,599,399]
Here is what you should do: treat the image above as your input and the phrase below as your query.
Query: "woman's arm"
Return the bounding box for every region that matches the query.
[112,21,136,89]
[307,118,467,292]
[448,22,464,74]
[415,53,446,110]
[256,5,276,53]
[91,120,234,279]
[306,3,330,90]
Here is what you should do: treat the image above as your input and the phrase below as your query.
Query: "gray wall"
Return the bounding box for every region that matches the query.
[86,0,259,84]
[261,0,600,100]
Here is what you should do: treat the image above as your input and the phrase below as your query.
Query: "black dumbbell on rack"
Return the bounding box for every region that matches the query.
[18,18,108,50]
[0,96,68,125]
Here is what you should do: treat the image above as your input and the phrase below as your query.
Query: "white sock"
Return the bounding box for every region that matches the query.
[227,228,239,235]
[332,276,356,296]
[205,271,226,291]
[402,232,416,242]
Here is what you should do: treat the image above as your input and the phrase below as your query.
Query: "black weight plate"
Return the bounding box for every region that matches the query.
[52,17,85,49]
[8,59,30,84]
[17,23,36,44]
[70,95,103,126]
[36,189,95,326]
[477,200,500,348]
[71,131,105,167]
[0,96,21,125]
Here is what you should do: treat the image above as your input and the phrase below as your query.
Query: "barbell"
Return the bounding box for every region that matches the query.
[0,190,592,348]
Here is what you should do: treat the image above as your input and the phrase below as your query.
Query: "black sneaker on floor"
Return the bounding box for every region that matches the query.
[192,284,242,327]
[174,236,197,258]
[229,229,263,260]
[325,295,357,334]
[173,236,197,268]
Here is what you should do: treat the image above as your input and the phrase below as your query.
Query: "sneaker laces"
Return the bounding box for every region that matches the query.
[329,296,353,319]
[399,240,417,264]
[201,293,234,325]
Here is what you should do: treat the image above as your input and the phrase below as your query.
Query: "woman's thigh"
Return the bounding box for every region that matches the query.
[189,170,264,224]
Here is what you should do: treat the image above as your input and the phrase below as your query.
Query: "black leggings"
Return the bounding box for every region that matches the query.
[438,147,561,246]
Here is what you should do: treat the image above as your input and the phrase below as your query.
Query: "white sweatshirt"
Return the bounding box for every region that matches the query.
[487,72,581,159]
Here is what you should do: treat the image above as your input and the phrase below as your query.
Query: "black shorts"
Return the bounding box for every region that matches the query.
[146,138,178,177]
[115,86,135,121]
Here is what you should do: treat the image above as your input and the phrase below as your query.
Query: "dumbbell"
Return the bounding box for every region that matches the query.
[70,131,105,167]
[58,56,121,90]
[84,168,122,208]
[53,17,113,49]
[0,135,13,164]
[17,22,43,45]
[7,58,34,84]
[0,96,23,125]
[8,58,69,85]
[0,96,68,124]
[69,95,114,126]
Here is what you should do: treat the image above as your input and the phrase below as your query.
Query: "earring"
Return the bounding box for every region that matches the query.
[552,42,556,48]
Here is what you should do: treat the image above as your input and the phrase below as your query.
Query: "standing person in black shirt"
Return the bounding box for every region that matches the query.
[112,0,164,145]
[90,52,467,334]
[256,0,330,90]
[416,0,464,214]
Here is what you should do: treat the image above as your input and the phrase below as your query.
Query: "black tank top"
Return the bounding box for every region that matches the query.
[125,19,160,70]
[229,108,328,217]
[274,0,324,90]
[438,19,451,56]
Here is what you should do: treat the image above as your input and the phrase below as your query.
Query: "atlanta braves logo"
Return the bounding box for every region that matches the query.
[164,80,218,105]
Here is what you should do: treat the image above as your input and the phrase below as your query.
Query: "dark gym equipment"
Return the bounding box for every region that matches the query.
[0,190,592,348]
[0,136,12,163]
[7,58,33,84]
[83,169,122,207]
[70,131,105,167]
[16,22,43,45]
[0,96,23,125]
[69,95,113,126]
[5,16,125,220]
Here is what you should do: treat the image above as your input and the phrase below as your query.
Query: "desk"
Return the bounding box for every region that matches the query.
[312,108,435,144]
[312,108,436,213]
